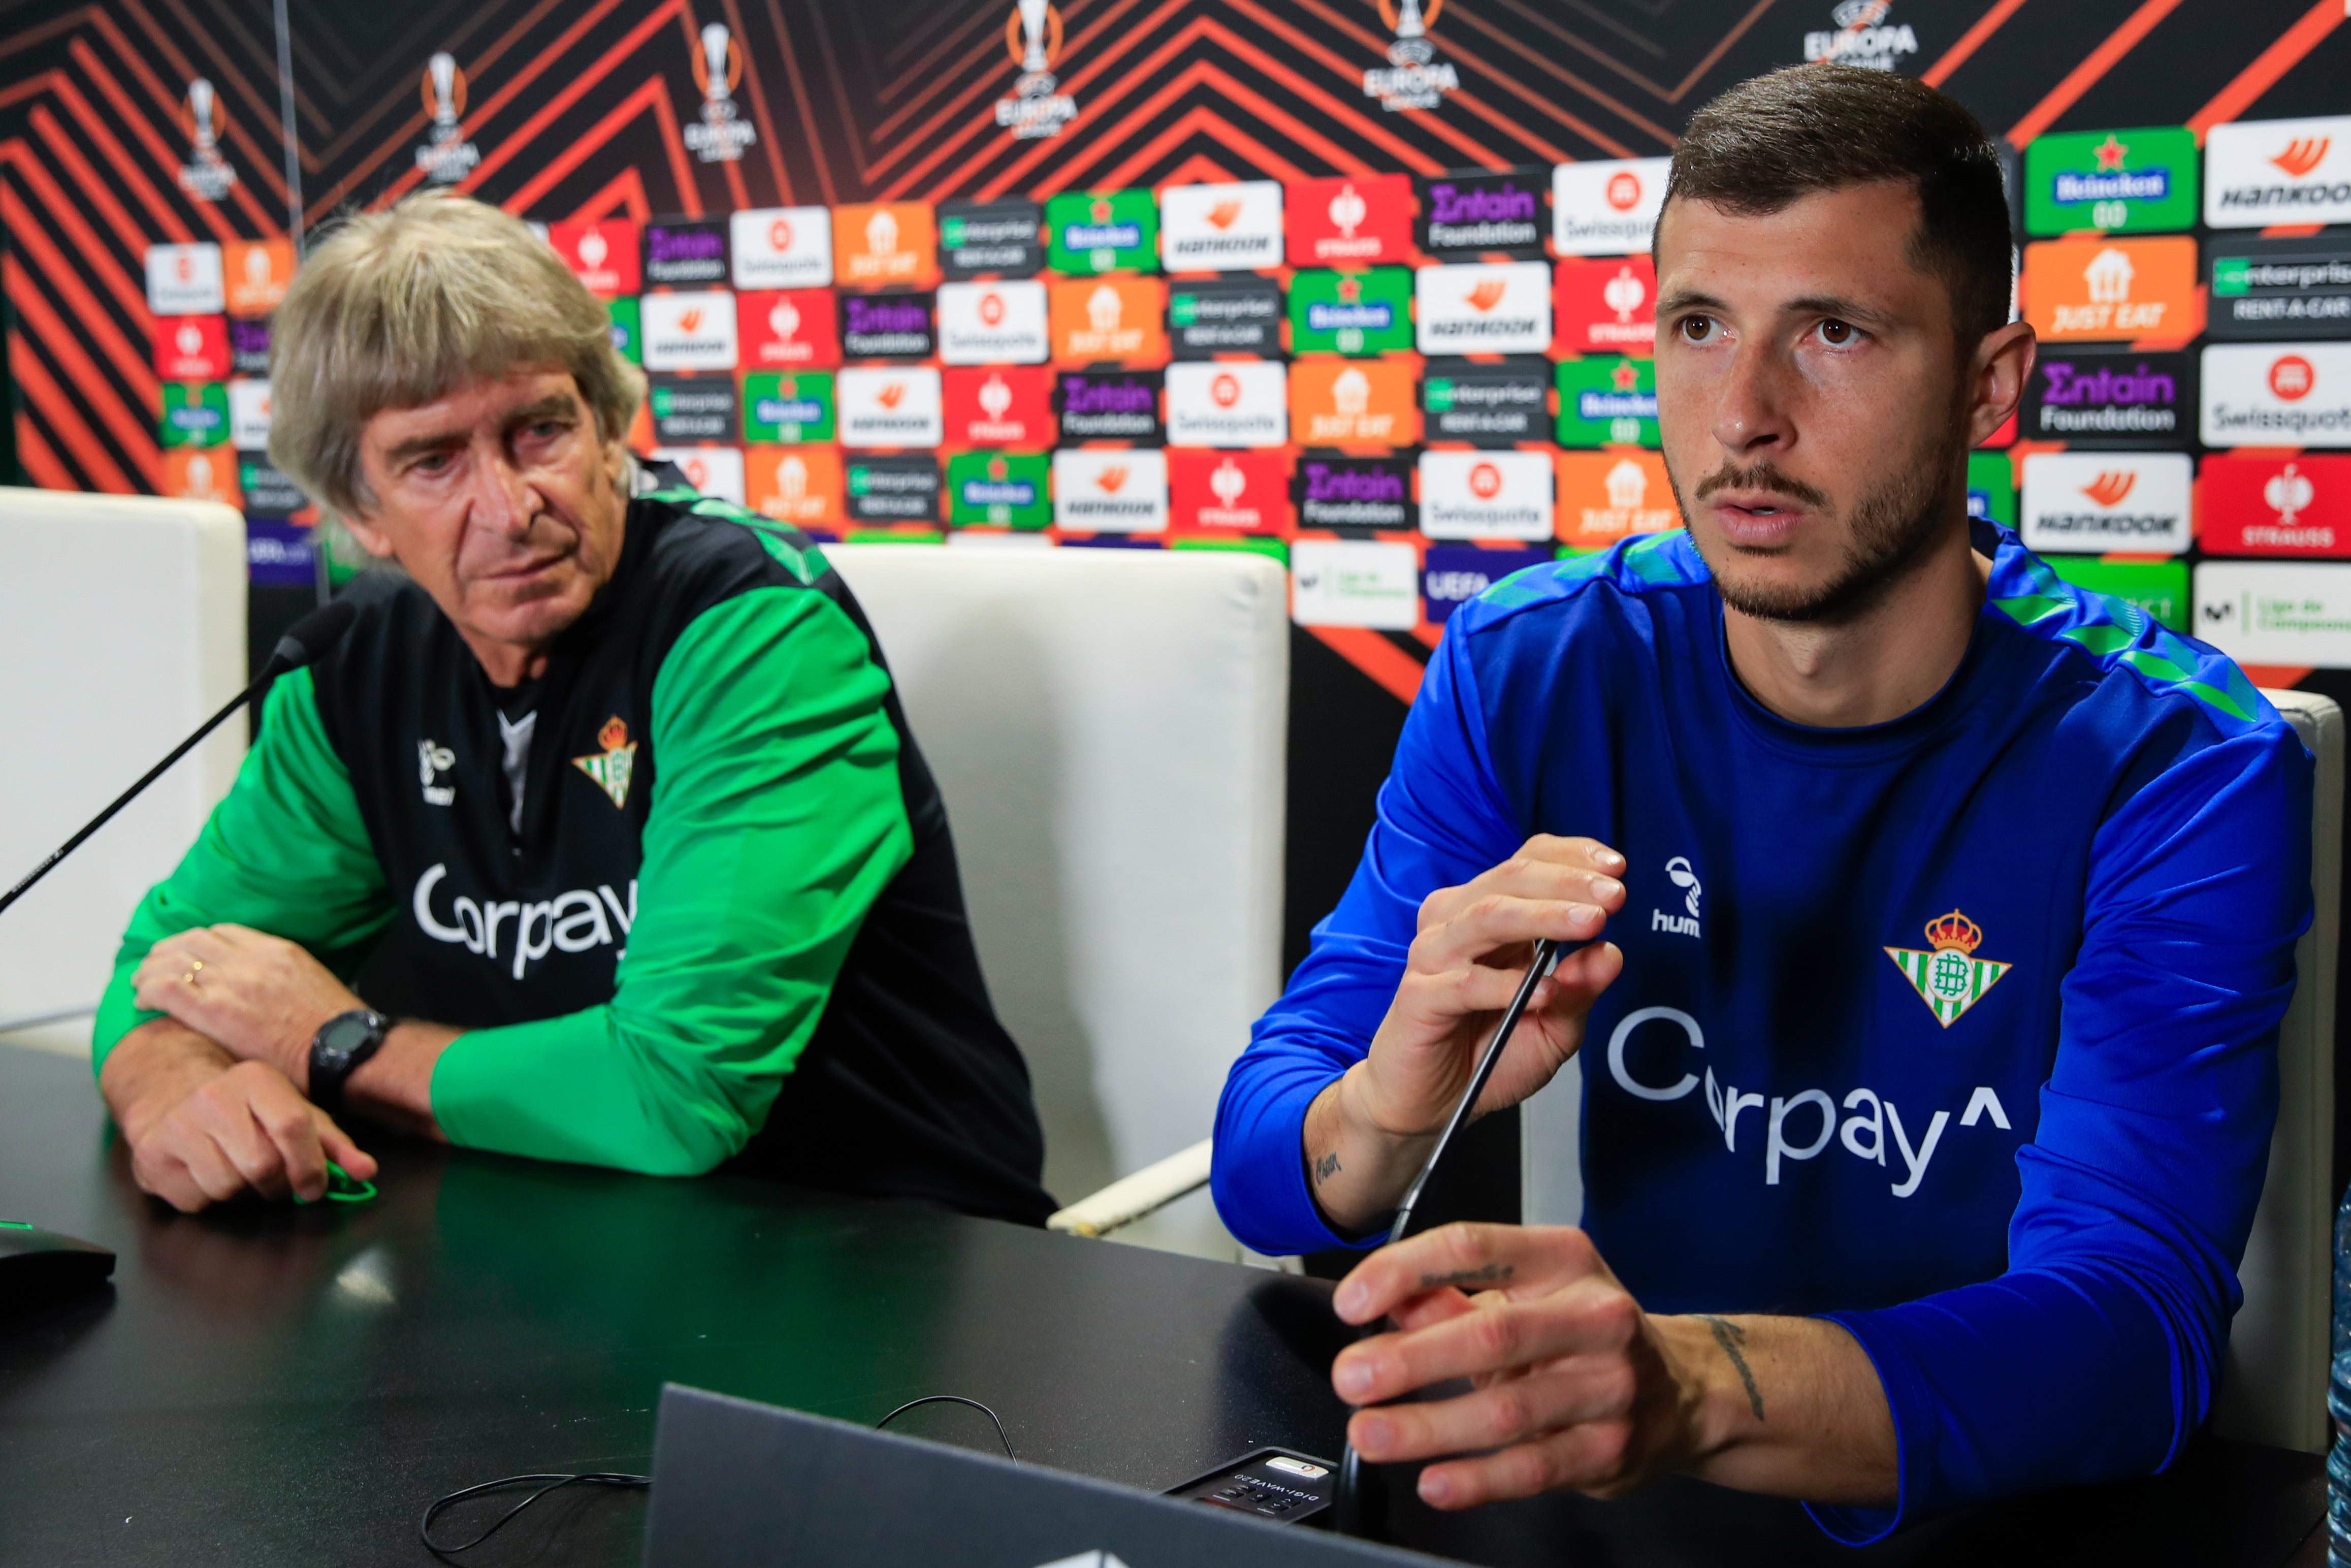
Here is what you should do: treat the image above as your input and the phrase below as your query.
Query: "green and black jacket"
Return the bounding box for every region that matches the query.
[95,477,1053,1224]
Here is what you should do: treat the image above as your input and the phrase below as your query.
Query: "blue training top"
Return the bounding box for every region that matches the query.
[1211,520,2312,1541]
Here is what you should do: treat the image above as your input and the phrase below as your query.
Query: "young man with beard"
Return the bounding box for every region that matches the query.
[1211,66,2312,1538]
[93,192,1051,1226]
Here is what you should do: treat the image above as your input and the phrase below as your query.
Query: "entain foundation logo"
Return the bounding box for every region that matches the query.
[684,23,756,163]
[1801,0,1918,72]
[996,0,1078,140]
[177,79,235,201]
[414,53,481,184]
[1363,0,1458,113]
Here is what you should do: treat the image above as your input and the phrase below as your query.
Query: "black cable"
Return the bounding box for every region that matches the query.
[874,1395,1019,1464]
[417,1470,650,1560]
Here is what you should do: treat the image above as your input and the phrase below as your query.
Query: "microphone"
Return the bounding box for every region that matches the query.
[1332,934,1575,1540]
[0,599,358,921]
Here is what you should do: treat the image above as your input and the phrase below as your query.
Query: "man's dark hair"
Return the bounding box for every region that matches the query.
[1664,65,2013,348]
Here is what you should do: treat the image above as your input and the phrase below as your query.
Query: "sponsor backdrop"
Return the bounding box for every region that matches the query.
[4,0,2350,983]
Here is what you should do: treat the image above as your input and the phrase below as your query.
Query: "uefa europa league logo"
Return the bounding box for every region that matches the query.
[684,22,757,161]
[177,77,237,201]
[414,51,481,184]
[996,0,1077,139]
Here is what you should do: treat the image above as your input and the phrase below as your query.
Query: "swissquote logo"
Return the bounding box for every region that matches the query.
[2206,114,2351,228]
[413,863,637,980]
[573,718,637,809]
[1801,0,1918,72]
[684,23,756,162]
[1363,0,1458,112]
[1652,856,1700,938]
[415,52,481,183]
[1885,911,2010,1028]
[731,207,832,289]
[146,242,224,315]
[177,79,236,201]
[418,740,456,806]
[1550,157,1672,256]
[996,0,1078,140]
[2201,342,2351,448]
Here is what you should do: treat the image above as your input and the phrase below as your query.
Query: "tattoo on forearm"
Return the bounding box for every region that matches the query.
[1314,1150,1341,1185]
[1418,1262,1515,1289]
[1697,1314,1764,1422]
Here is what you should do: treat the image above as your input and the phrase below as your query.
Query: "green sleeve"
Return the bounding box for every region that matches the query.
[426,586,914,1176]
[92,667,393,1074]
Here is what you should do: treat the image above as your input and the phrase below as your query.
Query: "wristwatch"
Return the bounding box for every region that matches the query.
[308,1008,393,1114]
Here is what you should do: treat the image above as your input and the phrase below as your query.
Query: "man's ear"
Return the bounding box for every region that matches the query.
[1966,321,2036,449]
[339,509,399,560]
[601,432,631,493]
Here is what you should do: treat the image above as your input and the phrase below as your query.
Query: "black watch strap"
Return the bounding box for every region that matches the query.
[308,1008,393,1114]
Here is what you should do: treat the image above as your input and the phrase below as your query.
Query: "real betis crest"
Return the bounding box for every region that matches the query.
[1885,909,2011,1028]
[572,717,636,809]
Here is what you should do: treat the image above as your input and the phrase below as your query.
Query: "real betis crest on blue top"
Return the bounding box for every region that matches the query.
[573,716,637,809]
[1885,909,2011,1027]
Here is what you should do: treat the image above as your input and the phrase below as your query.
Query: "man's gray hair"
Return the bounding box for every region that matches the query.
[267,191,644,517]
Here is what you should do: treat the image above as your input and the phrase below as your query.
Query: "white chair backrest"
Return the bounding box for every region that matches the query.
[2215,690,2341,1453]
[824,545,1288,1257]
[0,488,248,1029]
[1524,688,2342,1454]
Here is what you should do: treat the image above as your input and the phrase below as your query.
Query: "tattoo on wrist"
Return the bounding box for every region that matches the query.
[1418,1262,1514,1290]
[1696,1314,1764,1422]
[1313,1150,1341,1185]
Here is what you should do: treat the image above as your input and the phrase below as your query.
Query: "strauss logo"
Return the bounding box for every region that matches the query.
[1605,170,1642,211]
[1210,372,1241,407]
[577,229,609,270]
[769,298,800,339]
[1468,460,1503,500]
[978,373,1013,421]
[768,217,794,252]
[1206,200,1243,230]
[1094,464,1128,494]
[979,291,1006,326]
[1465,279,1508,312]
[2080,470,2137,507]
[1210,458,1248,507]
[2271,354,2316,401]
[1328,183,1367,236]
[2266,461,2315,524]
[1602,265,1647,324]
[876,381,907,409]
[175,323,204,356]
[2270,137,2331,179]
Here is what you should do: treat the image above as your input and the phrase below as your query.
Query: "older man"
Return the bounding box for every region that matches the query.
[98,191,1052,1224]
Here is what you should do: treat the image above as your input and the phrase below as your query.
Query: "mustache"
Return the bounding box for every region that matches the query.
[1692,460,1832,511]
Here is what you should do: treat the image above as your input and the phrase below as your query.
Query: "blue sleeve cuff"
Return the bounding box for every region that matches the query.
[1211,1069,1390,1257]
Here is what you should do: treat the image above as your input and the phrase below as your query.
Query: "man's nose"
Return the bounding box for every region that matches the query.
[470,452,539,537]
[1709,341,1795,458]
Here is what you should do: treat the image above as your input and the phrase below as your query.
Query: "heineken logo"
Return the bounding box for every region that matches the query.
[1884,909,2010,1028]
[572,716,637,810]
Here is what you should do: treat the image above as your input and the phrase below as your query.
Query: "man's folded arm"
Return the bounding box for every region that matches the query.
[1811,726,2312,1543]
[1212,623,1523,1254]
[92,668,393,1074]
[426,585,914,1176]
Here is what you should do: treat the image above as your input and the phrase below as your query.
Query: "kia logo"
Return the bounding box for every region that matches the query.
[2080,471,2137,507]
[1096,465,1128,493]
[1605,170,1641,211]
[1465,279,1508,312]
[1211,372,1240,406]
[769,217,793,251]
[1469,461,1503,499]
[2270,138,2331,179]
[979,291,1005,325]
[1207,200,1242,230]
[876,382,906,409]
[2271,354,2315,401]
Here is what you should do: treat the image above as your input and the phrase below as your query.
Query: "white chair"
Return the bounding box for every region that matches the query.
[1523,688,2341,1454]
[0,488,248,1034]
[823,544,1288,1259]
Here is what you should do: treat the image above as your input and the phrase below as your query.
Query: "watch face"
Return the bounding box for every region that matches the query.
[317,1012,378,1062]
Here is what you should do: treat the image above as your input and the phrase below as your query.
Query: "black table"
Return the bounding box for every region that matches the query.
[0,1046,2326,1566]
